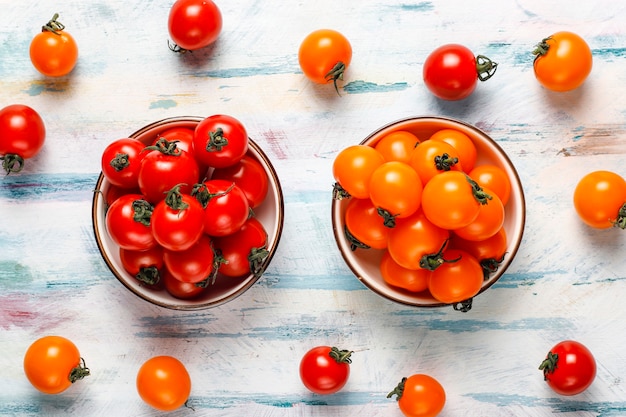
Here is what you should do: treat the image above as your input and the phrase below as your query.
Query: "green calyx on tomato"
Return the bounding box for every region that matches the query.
[466,175,492,205]
[329,347,353,364]
[144,137,182,156]
[42,13,65,35]
[539,351,559,380]
[532,37,552,60]
[109,152,132,171]
[332,182,351,200]
[195,249,226,288]
[191,182,234,209]
[325,61,347,95]
[135,266,161,286]
[387,376,407,400]
[377,207,399,229]
[1,154,24,174]
[612,203,626,229]
[344,225,371,251]
[476,55,498,81]
[419,239,459,271]
[249,245,270,279]
[132,200,154,227]
[68,357,91,383]
[434,152,459,171]
[206,127,229,152]
[164,184,190,211]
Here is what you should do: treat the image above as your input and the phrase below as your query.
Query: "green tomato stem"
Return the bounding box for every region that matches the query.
[475,55,498,81]
[325,61,347,95]
[0,154,25,174]
[329,347,353,364]
[42,13,65,35]
[387,376,407,400]
[68,357,91,383]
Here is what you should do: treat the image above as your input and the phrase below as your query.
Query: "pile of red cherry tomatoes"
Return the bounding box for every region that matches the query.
[100,114,271,300]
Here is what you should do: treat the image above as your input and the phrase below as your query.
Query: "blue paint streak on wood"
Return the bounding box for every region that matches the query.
[390,2,434,12]
[258,273,367,291]
[343,80,410,94]
[192,62,297,78]
[149,98,177,109]
[0,173,99,201]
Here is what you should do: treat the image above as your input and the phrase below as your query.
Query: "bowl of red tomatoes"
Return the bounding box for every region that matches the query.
[331,116,525,310]
[92,116,284,310]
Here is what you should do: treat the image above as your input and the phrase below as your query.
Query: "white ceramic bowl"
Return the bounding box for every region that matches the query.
[92,117,284,310]
[331,116,525,310]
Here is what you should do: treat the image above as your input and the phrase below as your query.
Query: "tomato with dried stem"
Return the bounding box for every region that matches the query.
[299,29,352,94]
[30,13,78,77]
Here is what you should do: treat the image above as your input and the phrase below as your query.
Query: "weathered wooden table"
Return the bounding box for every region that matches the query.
[2,0,626,415]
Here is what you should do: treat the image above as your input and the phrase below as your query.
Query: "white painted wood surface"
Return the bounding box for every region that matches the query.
[2,0,626,415]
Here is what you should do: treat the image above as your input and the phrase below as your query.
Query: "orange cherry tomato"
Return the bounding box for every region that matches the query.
[333,145,385,199]
[573,170,626,229]
[469,164,511,206]
[369,161,422,227]
[453,189,504,241]
[374,131,421,163]
[29,14,78,77]
[428,249,483,304]
[533,31,592,92]
[387,210,450,270]
[136,356,191,411]
[380,250,430,292]
[429,129,477,173]
[298,29,352,93]
[388,374,446,417]
[421,171,487,230]
[344,197,389,249]
[24,336,90,394]
[409,139,463,185]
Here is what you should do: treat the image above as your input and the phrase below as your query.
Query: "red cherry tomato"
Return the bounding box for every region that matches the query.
[29,14,78,77]
[119,245,165,286]
[168,0,222,51]
[214,217,268,278]
[299,346,352,395]
[423,44,497,100]
[539,340,596,396]
[163,235,215,284]
[163,267,206,300]
[211,154,270,209]
[101,138,145,189]
[138,138,200,204]
[105,194,156,251]
[0,104,46,174]
[193,114,249,169]
[151,186,205,252]
[192,179,250,237]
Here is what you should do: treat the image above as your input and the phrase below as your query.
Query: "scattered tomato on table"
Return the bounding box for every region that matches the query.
[573,170,626,229]
[539,340,596,396]
[533,31,592,92]
[29,13,78,77]
[388,373,446,417]
[298,29,352,94]
[0,104,46,174]
[136,355,191,411]
[300,346,353,395]
[168,0,222,52]
[24,336,90,394]
[423,44,497,100]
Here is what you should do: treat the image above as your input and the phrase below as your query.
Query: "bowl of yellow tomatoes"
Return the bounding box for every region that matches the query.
[331,116,525,310]
[92,116,284,310]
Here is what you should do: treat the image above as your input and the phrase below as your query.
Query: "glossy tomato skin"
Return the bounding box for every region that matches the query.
[211,154,270,208]
[299,346,352,395]
[29,15,78,77]
[429,129,477,173]
[388,374,446,417]
[214,217,268,277]
[428,248,483,304]
[298,29,352,88]
[136,356,191,411]
[138,145,200,204]
[194,179,250,237]
[0,104,46,173]
[332,145,385,199]
[163,267,206,299]
[151,192,205,251]
[105,194,157,251]
[380,250,430,293]
[101,138,145,189]
[539,340,596,396]
[369,161,423,223]
[168,0,222,50]
[453,188,504,241]
[469,164,511,206]
[164,235,215,283]
[193,114,249,169]
[573,170,626,229]
[344,197,390,249]
[409,139,463,185]
[119,245,165,286]
[423,44,479,100]
[533,31,592,92]
[24,336,90,394]
[374,130,421,163]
